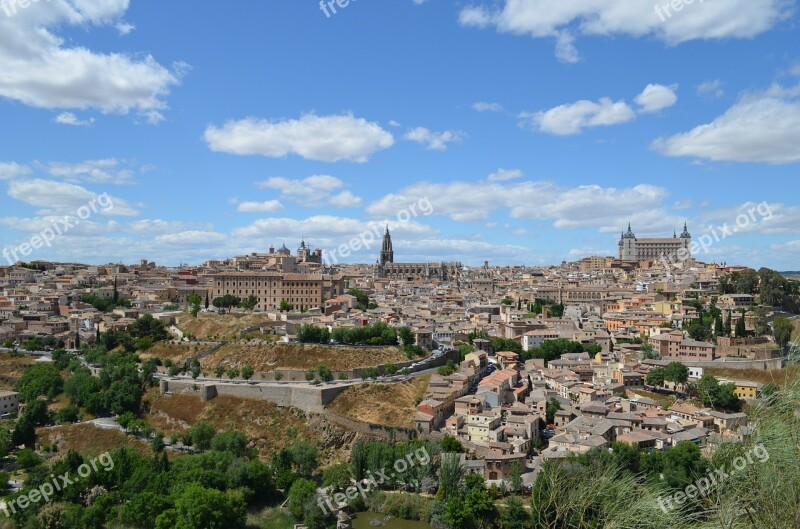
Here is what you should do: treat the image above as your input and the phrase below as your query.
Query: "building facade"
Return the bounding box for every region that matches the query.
[619,223,692,262]
[376,228,461,281]
[211,272,346,311]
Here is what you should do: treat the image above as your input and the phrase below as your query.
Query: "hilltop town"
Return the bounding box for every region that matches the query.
[0,226,798,528]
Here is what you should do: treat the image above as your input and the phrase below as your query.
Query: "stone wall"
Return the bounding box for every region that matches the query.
[644,357,786,371]
[249,348,460,382]
[183,342,224,369]
[322,410,420,441]
[160,379,348,413]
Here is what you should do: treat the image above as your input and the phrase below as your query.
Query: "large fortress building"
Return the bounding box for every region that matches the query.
[618,223,692,263]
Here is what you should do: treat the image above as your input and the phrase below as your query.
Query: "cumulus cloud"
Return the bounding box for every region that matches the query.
[635,84,678,113]
[7,179,139,216]
[522,98,636,135]
[367,176,675,232]
[404,127,465,150]
[329,191,363,208]
[652,85,800,164]
[0,0,183,119]
[204,113,394,163]
[458,1,791,63]
[54,112,95,126]
[236,200,285,213]
[0,162,31,180]
[487,168,523,182]
[46,158,134,184]
[127,219,213,234]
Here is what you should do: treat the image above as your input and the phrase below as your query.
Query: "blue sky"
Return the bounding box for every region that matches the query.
[1,0,799,269]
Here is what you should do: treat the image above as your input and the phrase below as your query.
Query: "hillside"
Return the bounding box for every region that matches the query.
[326,375,431,428]
[201,342,411,372]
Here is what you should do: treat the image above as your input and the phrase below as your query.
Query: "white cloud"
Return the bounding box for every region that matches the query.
[472,101,503,112]
[0,162,31,180]
[368,180,674,232]
[115,22,135,35]
[329,191,363,208]
[232,215,434,243]
[487,168,523,182]
[652,86,800,164]
[404,127,465,150]
[54,112,95,127]
[257,174,343,197]
[204,113,394,163]
[0,1,182,119]
[153,231,227,245]
[697,79,724,97]
[0,216,118,236]
[568,247,613,258]
[635,84,678,113]
[236,200,285,213]
[7,179,139,216]
[523,98,635,135]
[128,219,213,234]
[46,158,134,184]
[458,1,791,63]
[254,175,364,208]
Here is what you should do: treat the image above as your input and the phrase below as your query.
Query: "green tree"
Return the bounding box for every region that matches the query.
[316,365,332,382]
[399,326,415,347]
[240,295,258,311]
[211,431,249,456]
[16,363,64,402]
[646,368,666,387]
[507,460,523,493]
[213,295,241,313]
[501,495,531,529]
[663,362,689,387]
[189,421,216,450]
[0,427,12,458]
[214,366,225,378]
[16,448,41,469]
[291,440,319,476]
[157,484,246,529]
[241,365,255,380]
[773,317,793,349]
[286,479,317,520]
[187,293,202,317]
[12,414,36,447]
[322,463,352,491]
[735,312,747,337]
[438,452,465,501]
[441,435,464,453]
[545,397,561,424]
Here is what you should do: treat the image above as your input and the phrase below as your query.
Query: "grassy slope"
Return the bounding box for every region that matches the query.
[326,376,431,428]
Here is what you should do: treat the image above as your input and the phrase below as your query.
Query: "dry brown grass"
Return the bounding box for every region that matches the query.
[198,396,313,457]
[627,389,675,409]
[326,376,431,428]
[38,423,153,458]
[142,392,318,458]
[175,312,271,341]
[138,342,205,363]
[201,342,410,372]
[0,353,37,391]
[705,364,800,387]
